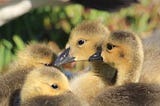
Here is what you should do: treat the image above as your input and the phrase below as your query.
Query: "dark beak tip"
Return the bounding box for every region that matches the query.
[53,47,76,66]
[88,46,103,62]
[88,56,95,62]
[88,51,103,62]
[89,56,103,62]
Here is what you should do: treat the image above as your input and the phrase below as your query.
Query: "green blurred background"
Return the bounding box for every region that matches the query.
[0,0,159,71]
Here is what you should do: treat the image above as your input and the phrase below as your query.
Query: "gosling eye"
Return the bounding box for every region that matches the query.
[77,39,86,46]
[107,43,115,50]
[51,84,58,89]
[44,63,51,66]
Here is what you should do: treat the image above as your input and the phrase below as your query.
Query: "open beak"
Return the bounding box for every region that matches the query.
[88,46,103,62]
[54,47,75,66]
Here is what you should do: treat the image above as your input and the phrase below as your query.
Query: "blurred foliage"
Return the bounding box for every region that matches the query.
[0,0,160,71]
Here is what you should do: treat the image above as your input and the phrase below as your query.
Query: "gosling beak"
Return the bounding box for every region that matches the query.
[89,46,103,62]
[54,47,75,66]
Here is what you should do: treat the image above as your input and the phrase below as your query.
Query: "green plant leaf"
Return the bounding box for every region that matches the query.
[13,35,25,50]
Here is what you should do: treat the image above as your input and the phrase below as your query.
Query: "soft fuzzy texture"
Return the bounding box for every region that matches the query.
[91,83,160,106]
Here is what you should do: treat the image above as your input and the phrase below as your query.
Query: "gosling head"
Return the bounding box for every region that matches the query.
[89,31,144,85]
[17,43,56,68]
[21,66,70,102]
[54,21,110,66]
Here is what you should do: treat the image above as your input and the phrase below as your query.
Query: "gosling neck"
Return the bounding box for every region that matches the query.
[115,54,143,86]
[92,62,117,85]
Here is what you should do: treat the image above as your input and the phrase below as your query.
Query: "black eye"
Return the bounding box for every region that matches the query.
[44,63,51,66]
[107,43,115,50]
[51,84,58,89]
[78,40,85,45]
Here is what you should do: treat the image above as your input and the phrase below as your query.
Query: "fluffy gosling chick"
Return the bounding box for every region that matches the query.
[88,31,160,106]
[20,66,69,102]
[94,31,144,85]
[87,29,160,85]
[20,66,83,106]
[9,42,55,71]
[54,20,110,65]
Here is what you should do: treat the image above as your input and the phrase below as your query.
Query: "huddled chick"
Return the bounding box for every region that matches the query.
[20,66,84,106]
[90,31,144,85]
[89,31,160,106]
[8,42,56,71]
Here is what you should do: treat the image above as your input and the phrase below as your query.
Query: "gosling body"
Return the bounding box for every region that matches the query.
[20,66,84,106]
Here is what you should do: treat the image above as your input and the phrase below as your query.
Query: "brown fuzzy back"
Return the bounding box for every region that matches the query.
[91,83,160,106]
[21,92,84,106]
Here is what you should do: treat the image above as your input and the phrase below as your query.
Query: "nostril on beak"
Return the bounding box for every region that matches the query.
[89,53,103,62]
